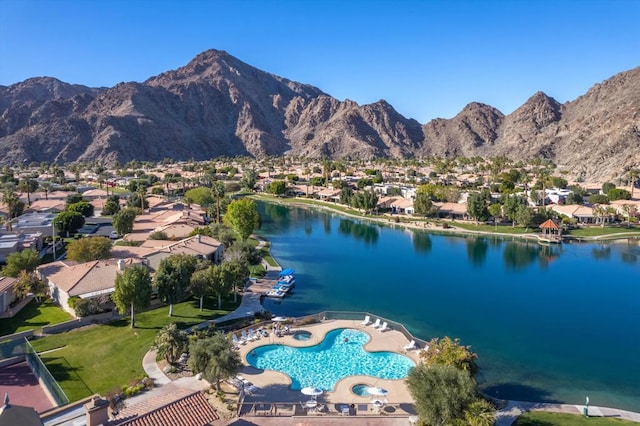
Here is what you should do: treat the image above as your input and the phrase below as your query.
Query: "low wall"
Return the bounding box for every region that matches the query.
[42,311,120,335]
[0,329,34,343]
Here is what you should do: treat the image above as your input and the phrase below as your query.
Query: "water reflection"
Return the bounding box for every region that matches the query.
[592,246,611,260]
[323,215,331,235]
[466,237,489,267]
[503,242,539,271]
[412,231,432,254]
[621,252,637,264]
[337,219,379,245]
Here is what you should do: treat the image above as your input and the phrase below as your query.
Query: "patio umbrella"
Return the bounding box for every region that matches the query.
[367,386,389,396]
[301,386,323,397]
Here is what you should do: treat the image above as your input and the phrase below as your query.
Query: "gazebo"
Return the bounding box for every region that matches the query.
[539,219,562,243]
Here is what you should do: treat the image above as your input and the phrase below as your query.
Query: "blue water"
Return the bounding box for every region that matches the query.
[246,328,415,390]
[256,202,640,411]
[352,383,373,396]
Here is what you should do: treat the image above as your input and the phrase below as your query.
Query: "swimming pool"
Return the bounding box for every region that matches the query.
[246,328,415,390]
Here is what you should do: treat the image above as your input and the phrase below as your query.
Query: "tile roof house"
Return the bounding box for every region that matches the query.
[143,235,224,274]
[112,387,218,426]
[37,258,142,316]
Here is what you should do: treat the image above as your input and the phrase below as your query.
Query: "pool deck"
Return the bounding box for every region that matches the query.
[235,319,420,415]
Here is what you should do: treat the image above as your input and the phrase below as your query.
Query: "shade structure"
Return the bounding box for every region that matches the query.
[367,386,389,396]
[280,268,295,276]
[301,386,323,396]
[272,316,287,322]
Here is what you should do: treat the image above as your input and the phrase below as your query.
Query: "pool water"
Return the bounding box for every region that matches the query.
[293,330,312,341]
[352,384,372,396]
[246,328,415,390]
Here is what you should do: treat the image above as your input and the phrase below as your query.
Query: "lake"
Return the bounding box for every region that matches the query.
[256,201,640,411]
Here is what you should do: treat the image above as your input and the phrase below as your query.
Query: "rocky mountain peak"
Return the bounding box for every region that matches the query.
[0,49,637,181]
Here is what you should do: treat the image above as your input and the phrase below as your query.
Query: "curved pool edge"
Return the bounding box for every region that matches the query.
[239,320,419,392]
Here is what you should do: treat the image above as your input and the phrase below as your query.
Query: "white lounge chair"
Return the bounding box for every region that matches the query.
[233,334,246,345]
[370,318,381,328]
[378,322,389,332]
[248,329,259,341]
[361,315,371,326]
[403,340,417,351]
[241,330,250,341]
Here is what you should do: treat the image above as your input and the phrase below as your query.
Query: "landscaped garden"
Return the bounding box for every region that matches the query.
[29,295,239,401]
[0,298,73,336]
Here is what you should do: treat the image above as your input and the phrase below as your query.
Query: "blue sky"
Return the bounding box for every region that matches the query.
[1,0,638,122]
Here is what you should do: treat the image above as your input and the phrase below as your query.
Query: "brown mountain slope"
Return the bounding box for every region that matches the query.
[0,50,638,180]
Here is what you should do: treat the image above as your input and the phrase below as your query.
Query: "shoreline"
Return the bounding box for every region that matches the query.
[251,195,640,243]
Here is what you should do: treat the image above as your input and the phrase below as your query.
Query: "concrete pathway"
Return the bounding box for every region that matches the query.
[142,349,171,386]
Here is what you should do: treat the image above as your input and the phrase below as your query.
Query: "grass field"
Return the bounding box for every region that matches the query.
[514,411,636,425]
[451,222,535,234]
[30,295,238,401]
[564,226,640,237]
[0,298,73,336]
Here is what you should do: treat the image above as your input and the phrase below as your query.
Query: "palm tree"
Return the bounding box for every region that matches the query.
[2,185,20,231]
[628,169,639,199]
[153,323,188,364]
[18,178,38,205]
[211,181,225,223]
[464,399,495,426]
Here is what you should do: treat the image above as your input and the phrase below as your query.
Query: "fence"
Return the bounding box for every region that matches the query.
[0,337,69,407]
[24,338,69,406]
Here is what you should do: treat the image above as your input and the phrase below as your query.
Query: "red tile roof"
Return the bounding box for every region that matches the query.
[113,389,218,426]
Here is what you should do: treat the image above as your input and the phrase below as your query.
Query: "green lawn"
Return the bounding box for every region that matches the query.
[451,222,535,234]
[514,411,636,425]
[564,226,640,238]
[0,298,73,336]
[30,296,238,402]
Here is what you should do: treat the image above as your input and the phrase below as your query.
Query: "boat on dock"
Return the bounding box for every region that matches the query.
[266,288,287,298]
[263,268,297,298]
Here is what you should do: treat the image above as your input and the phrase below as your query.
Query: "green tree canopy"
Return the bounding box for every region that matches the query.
[65,193,84,206]
[351,190,378,214]
[240,169,257,190]
[127,192,148,210]
[14,270,48,301]
[2,248,40,277]
[185,187,215,208]
[102,195,121,216]
[420,336,479,376]
[607,188,631,201]
[223,198,261,241]
[66,236,112,263]
[466,191,490,223]
[67,201,94,218]
[112,207,137,236]
[414,191,434,217]
[112,264,152,328]
[407,364,478,426]
[266,180,287,196]
[188,332,242,390]
[154,254,199,316]
[54,211,85,237]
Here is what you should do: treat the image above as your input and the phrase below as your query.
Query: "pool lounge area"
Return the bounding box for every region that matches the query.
[233,315,425,418]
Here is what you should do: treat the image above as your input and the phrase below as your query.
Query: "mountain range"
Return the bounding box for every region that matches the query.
[1,49,639,181]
